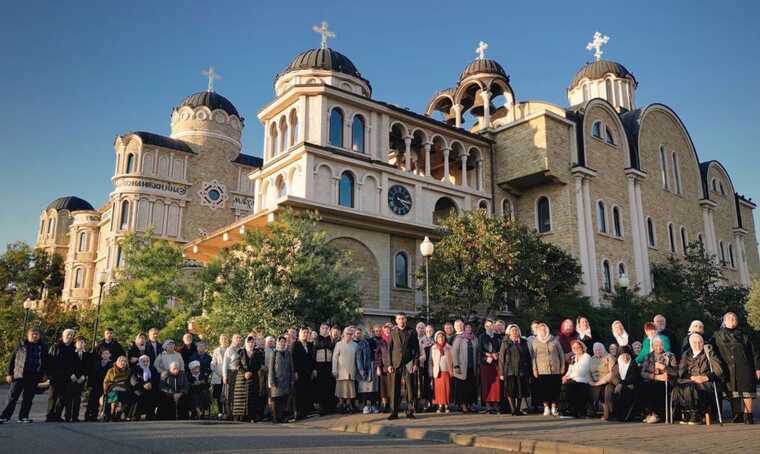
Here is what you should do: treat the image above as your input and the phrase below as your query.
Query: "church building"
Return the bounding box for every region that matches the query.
[36,27,759,318]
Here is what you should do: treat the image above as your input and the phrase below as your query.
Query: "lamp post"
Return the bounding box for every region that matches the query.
[618,273,630,330]
[420,236,434,325]
[21,298,33,343]
[92,271,107,352]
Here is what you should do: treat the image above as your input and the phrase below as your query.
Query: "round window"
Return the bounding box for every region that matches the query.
[208,189,221,201]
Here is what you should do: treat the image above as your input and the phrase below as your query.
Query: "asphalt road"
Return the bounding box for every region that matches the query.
[0,419,506,454]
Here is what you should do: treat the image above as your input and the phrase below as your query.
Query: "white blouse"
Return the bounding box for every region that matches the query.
[565,352,592,384]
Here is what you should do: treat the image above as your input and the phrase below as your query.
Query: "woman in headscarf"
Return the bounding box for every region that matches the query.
[681,320,705,358]
[430,330,453,413]
[187,360,211,419]
[498,324,531,416]
[268,336,294,423]
[479,319,501,414]
[332,327,358,413]
[102,355,131,421]
[605,347,641,421]
[672,333,722,424]
[529,323,565,416]
[233,335,264,422]
[640,336,677,423]
[588,343,615,419]
[635,322,671,365]
[576,316,595,351]
[452,322,479,413]
[611,320,630,348]
[561,340,592,418]
[221,334,242,420]
[160,361,190,420]
[557,319,578,360]
[210,334,229,419]
[712,312,759,424]
[154,340,184,379]
[417,324,435,412]
[374,323,393,412]
[129,354,160,420]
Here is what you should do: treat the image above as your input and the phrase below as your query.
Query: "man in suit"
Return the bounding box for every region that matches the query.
[65,337,91,422]
[46,329,76,422]
[146,328,162,363]
[387,312,419,420]
[292,327,315,420]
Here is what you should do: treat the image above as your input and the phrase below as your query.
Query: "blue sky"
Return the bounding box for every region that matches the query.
[1,1,759,249]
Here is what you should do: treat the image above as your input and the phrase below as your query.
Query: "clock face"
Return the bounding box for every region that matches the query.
[387,184,412,215]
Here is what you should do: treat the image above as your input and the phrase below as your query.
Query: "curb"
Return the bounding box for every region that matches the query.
[329,421,654,454]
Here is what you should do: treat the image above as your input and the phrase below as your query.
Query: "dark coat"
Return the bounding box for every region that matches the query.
[130,365,161,394]
[145,341,163,363]
[355,339,373,379]
[161,372,189,395]
[388,326,419,369]
[176,341,197,367]
[6,340,47,379]
[313,335,334,367]
[190,351,213,376]
[678,349,722,384]
[48,341,76,383]
[658,329,679,357]
[268,349,294,398]
[479,332,500,365]
[96,339,125,360]
[88,359,113,392]
[127,343,148,365]
[610,361,641,388]
[374,337,391,370]
[577,333,596,352]
[640,351,678,381]
[712,328,759,395]
[292,341,315,378]
[498,338,531,377]
[71,350,92,380]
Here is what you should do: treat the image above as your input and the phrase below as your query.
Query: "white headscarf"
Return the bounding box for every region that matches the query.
[689,333,704,358]
[138,355,152,382]
[618,354,631,380]
[611,321,629,347]
[535,323,551,343]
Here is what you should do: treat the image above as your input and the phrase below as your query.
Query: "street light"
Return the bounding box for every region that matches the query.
[618,273,630,330]
[420,236,434,325]
[92,271,108,352]
[21,298,34,343]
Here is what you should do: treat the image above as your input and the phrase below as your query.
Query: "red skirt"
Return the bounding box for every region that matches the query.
[433,371,451,405]
[480,363,501,402]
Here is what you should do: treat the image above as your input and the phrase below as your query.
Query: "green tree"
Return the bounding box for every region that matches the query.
[204,209,362,337]
[99,231,202,340]
[745,275,760,331]
[423,210,583,323]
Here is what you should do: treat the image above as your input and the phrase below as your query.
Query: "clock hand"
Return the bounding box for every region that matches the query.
[398,199,410,207]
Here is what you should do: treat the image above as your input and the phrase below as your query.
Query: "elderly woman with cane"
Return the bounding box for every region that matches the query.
[673,333,723,425]
[640,336,677,424]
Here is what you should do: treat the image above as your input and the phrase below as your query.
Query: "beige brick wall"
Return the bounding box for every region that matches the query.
[389,235,417,311]
[637,108,705,272]
[327,236,380,309]
[739,203,760,276]
[706,165,741,281]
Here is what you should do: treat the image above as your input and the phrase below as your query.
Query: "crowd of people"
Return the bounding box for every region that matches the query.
[1,311,758,427]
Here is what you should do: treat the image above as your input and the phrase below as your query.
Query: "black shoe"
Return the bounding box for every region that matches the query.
[387,414,398,420]
[744,413,753,425]
[732,413,745,423]
[406,413,416,419]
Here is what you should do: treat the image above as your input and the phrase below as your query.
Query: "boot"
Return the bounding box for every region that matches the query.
[744,413,753,425]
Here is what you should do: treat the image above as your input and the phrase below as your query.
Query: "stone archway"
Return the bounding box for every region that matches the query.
[328,237,380,309]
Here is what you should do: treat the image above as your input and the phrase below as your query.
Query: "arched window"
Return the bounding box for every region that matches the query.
[729,244,735,268]
[478,200,489,212]
[605,79,614,104]
[719,182,725,195]
[719,241,726,265]
[74,268,84,288]
[668,223,676,253]
[502,198,514,220]
[605,125,615,145]
[583,84,590,102]
[276,176,287,199]
[338,172,354,208]
[697,233,704,252]
[289,110,299,146]
[433,197,458,225]
[612,206,622,237]
[270,123,279,157]
[351,115,365,153]
[39,219,46,236]
[536,196,551,233]
[591,121,602,139]
[125,153,135,173]
[672,152,681,194]
[597,201,607,233]
[394,252,409,288]
[119,200,130,230]
[680,227,688,255]
[279,117,288,151]
[78,231,88,252]
[647,217,656,247]
[329,108,344,147]
[618,262,626,278]
[115,245,124,268]
[602,260,612,291]
[659,146,669,190]
[711,178,717,192]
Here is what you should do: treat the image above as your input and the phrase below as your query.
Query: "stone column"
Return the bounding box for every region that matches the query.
[626,175,644,291]
[453,104,463,129]
[735,234,750,286]
[460,151,469,187]
[404,136,412,172]
[476,159,484,191]
[574,175,592,299]
[443,147,450,183]
[634,181,651,292]
[423,143,431,177]
[480,91,491,129]
[582,178,599,306]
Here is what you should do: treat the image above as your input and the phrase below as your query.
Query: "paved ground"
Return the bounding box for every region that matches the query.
[2,386,759,454]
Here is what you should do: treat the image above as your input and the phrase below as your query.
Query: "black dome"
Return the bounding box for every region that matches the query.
[570,60,637,88]
[47,196,94,212]
[281,48,363,80]
[177,91,240,117]
[459,59,509,82]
